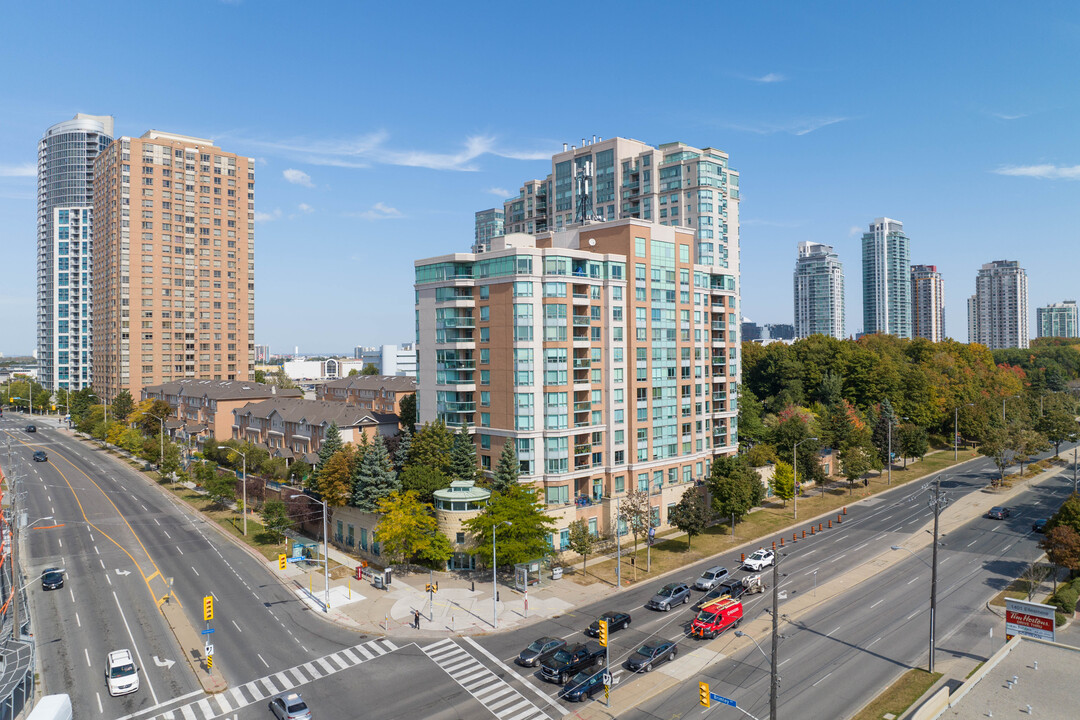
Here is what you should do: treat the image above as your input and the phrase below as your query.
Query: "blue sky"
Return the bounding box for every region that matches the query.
[1,1,1077,355]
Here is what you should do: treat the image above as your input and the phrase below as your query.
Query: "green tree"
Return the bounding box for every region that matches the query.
[398,393,417,431]
[839,441,873,495]
[375,490,445,565]
[745,443,778,468]
[416,532,454,569]
[398,464,450,505]
[393,426,412,471]
[160,442,182,482]
[492,441,519,494]
[1040,526,1080,592]
[618,489,652,580]
[1038,403,1077,456]
[707,455,764,523]
[737,389,768,447]
[69,387,95,425]
[253,369,267,383]
[770,461,795,507]
[361,363,379,375]
[1013,428,1049,475]
[448,422,479,482]
[870,398,898,468]
[260,499,293,544]
[311,422,343,491]
[407,420,454,473]
[351,435,399,511]
[463,485,557,569]
[129,398,173,436]
[668,487,710,549]
[1048,493,1080,537]
[54,387,70,416]
[978,425,1013,486]
[317,448,355,509]
[271,365,298,389]
[111,390,135,423]
[898,423,929,467]
[204,467,237,509]
[566,519,597,574]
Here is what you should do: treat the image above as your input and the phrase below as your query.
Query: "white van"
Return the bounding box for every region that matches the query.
[105,649,140,696]
[27,694,72,720]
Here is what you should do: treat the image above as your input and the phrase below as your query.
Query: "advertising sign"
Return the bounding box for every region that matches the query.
[1005,598,1056,642]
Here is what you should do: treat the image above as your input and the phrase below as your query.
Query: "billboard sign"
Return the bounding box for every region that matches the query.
[1005,598,1056,642]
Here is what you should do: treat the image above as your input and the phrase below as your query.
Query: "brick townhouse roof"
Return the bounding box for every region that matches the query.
[143,378,303,402]
[318,375,417,394]
[232,397,399,429]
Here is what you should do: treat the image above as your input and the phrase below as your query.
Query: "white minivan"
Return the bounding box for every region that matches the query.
[106,649,140,696]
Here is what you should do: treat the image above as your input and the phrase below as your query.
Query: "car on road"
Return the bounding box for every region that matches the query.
[269,692,312,720]
[560,670,608,702]
[105,649,140,696]
[41,568,64,590]
[693,565,730,591]
[742,548,776,571]
[987,507,1010,520]
[646,582,691,611]
[626,641,678,672]
[540,642,605,684]
[32,450,47,462]
[25,425,36,433]
[586,611,631,637]
[516,637,566,667]
[1032,518,1048,533]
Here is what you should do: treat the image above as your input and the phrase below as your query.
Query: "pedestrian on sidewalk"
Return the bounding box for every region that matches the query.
[414,609,421,629]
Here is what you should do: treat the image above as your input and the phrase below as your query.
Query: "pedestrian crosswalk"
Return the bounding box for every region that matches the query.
[423,638,551,720]
[142,638,398,720]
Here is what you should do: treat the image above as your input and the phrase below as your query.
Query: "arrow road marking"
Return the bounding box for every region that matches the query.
[153,656,175,670]
[115,569,131,576]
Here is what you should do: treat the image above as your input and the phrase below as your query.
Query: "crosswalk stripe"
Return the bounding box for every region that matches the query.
[273,672,293,690]
[499,700,532,717]
[490,693,523,711]
[340,648,361,664]
[458,670,492,687]
[195,699,214,719]
[366,640,387,656]
[354,643,376,660]
[424,638,454,652]
[244,681,265,701]
[179,705,197,720]
[302,661,321,678]
[259,677,278,695]
[507,708,544,720]
[443,657,476,674]
[288,667,308,684]
[477,685,515,703]
[214,694,233,714]
[229,687,246,707]
[316,657,335,674]
[380,638,399,652]
[323,654,346,671]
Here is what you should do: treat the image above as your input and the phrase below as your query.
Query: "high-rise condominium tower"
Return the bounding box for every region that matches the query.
[1036,301,1078,339]
[968,260,1028,349]
[37,113,114,391]
[416,137,740,556]
[793,241,845,339]
[92,131,255,402]
[861,217,911,338]
[911,264,946,342]
[473,208,505,253]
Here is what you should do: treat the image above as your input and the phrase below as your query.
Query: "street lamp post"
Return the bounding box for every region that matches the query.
[151,414,166,474]
[793,437,818,519]
[492,520,512,629]
[220,447,248,536]
[290,493,330,613]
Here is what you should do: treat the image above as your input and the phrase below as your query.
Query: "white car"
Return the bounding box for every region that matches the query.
[742,548,775,571]
[106,649,140,696]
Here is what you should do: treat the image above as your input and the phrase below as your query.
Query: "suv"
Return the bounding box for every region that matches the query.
[646,582,691,611]
[987,507,1010,520]
[41,568,64,590]
[105,649,140,696]
[694,566,729,591]
[743,548,775,571]
[25,425,36,433]
[33,451,47,462]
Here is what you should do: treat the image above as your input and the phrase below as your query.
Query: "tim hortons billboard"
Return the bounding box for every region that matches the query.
[1005,598,1056,642]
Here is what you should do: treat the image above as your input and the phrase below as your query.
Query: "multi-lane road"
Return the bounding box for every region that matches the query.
[4,413,1074,720]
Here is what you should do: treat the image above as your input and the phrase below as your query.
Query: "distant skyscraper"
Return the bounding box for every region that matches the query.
[910,264,946,342]
[861,217,911,338]
[1036,301,1078,339]
[253,344,271,363]
[37,114,114,391]
[473,208,504,253]
[92,130,256,401]
[793,241,845,339]
[968,260,1029,349]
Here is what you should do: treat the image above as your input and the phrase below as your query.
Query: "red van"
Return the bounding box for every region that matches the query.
[690,597,743,639]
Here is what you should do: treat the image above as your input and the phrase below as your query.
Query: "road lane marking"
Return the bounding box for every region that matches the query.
[966,539,978,547]
[462,636,565,715]
[830,553,847,563]
[257,653,269,668]
[870,599,885,609]
[176,545,183,555]
[106,574,112,586]
[154,518,160,526]
[779,658,791,666]
[907,577,919,585]
[191,566,199,577]
[867,636,881,648]
[58,538,62,548]
[113,590,159,706]
[75,612,80,627]
[812,671,833,687]
[94,546,100,555]
[232,620,242,633]
[85,648,90,667]
[163,530,171,539]
[96,693,102,713]
[69,588,74,603]
[908,609,922,620]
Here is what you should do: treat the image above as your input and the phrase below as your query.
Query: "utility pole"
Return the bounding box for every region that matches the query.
[769,549,779,720]
[615,497,621,588]
[927,475,948,673]
[887,420,892,485]
[8,441,21,641]
[954,407,959,461]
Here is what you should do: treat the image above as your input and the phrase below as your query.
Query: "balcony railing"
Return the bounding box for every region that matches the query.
[573,358,591,369]
[574,401,592,411]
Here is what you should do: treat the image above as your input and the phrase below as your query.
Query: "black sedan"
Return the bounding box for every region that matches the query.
[987,507,1010,520]
[41,568,64,590]
[25,425,36,433]
[626,641,678,673]
[561,670,607,703]
[586,611,631,637]
[1032,518,1048,533]
[516,637,566,667]
[32,451,47,462]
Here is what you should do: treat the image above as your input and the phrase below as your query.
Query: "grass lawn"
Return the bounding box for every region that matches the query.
[852,669,942,720]
[568,448,979,588]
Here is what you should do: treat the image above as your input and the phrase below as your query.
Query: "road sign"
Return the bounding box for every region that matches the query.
[709,692,736,707]
[602,672,612,685]
[204,643,214,656]
[200,628,216,635]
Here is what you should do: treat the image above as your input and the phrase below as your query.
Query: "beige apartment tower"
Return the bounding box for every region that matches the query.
[92,131,255,401]
[910,264,945,342]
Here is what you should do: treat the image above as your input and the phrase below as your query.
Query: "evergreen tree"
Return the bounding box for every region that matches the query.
[407,420,454,473]
[393,426,413,472]
[311,422,343,491]
[111,389,135,423]
[399,465,451,505]
[463,485,557,568]
[871,398,898,467]
[448,422,479,482]
[398,393,417,431]
[492,441,519,494]
[351,435,399,511]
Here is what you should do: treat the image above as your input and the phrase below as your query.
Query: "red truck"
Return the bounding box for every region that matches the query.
[690,596,743,639]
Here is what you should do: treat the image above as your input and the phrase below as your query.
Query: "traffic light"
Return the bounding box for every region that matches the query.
[598,619,608,647]
[433,582,438,593]
[699,682,710,707]
[278,554,287,571]
[426,583,432,593]
[203,595,214,621]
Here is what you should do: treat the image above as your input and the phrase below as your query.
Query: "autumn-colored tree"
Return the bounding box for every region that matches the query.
[1040,525,1080,592]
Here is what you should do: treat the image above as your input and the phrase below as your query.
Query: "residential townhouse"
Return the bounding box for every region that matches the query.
[315,374,417,417]
[142,378,301,444]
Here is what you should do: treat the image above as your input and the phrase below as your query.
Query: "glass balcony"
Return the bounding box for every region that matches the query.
[574,401,592,412]
[572,315,591,327]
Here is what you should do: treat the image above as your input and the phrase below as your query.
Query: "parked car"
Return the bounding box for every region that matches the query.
[626,641,678,672]
[742,548,776,571]
[693,566,730,591]
[646,582,691,611]
[987,507,1010,520]
[268,692,312,720]
[33,450,47,462]
[25,425,36,433]
[560,670,607,702]
[540,642,605,685]
[105,649,140,697]
[516,637,566,667]
[41,568,64,590]
[586,611,631,637]
[1032,518,1049,533]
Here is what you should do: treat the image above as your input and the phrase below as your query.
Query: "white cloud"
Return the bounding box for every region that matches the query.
[848,225,863,237]
[298,203,314,213]
[254,208,282,222]
[485,187,510,197]
[993,164,1080,180]
[724,117,848,136]
[0,163,35,177]
[283,168,314,187]
[233,132,554,172]
[751,73,786,83]
[989,111,1027,121]
[351,202,403,220]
